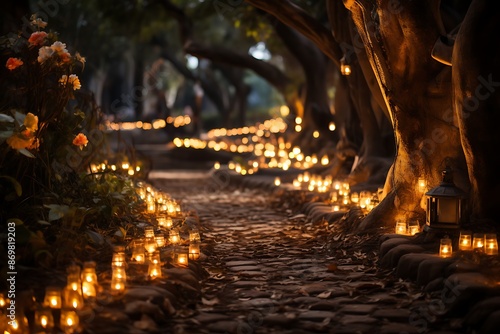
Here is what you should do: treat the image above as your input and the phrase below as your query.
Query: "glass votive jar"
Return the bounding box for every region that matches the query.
[175,252,189,267]
[112,246,126,268]
[43,286,62,309]
[473,233,485,251]
[63,288,83,310]
[148,262,162,279]
[439,238,453,258]
[131,239,145,263]
[189,230,201,242]
[189,244,201,260]
[459,231,473,251]
[144,227,155,239]
[169,229,181,245]
[484,234,498,255]
[60,309,79,333]
[144,236,157,253]
[34,307,54,332]
[155,235,166,248]
[408,221,420,236]
[81,261,98,285]
[395,221,407,235]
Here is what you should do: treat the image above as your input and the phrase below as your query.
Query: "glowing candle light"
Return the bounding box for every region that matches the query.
[144,237,157,253]
[321,155,329,165]
[292,179,301,188]
[350,192,359,204]
[473,233,485,251]
[82,281,96,298]
[175,252,189,267]
[189,244,201,260]
[112,247,126,268]
[417,177,426,193]
[484,234,498,255]
[155,235,166,248]
[408,221,420,236]
[274,177,281,186]
[35,308,54,331]
[60,309,79,333]
[63,288,83,310]
[43,287,62,309]
[214,161,221,170]
[146,201,156,214]
[144,227,155,239]
[111,267,127,293]
[459,232,473,251]
[332,205,340,212]
[395,221,407,235]
[148,263,162,278]
[131,239,145,263]
[0,293,7,308]
[439,238,452,258]
[169,229,181,245]
[81,262,97,284]
[189,230,201,242]
[328,122,336,131]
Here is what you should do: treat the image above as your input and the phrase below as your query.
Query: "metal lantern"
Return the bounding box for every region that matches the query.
[425,166,467,231]
[340,56,351,76]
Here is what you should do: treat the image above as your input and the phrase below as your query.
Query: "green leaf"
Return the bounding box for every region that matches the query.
[0,176,22,197]
[14,110,25,125]
[0,130,14,139]
[18,149,35,158]
[0,114,14,122]
[44,204,70,221]
[86,230,104,245]
[37,220,51,225]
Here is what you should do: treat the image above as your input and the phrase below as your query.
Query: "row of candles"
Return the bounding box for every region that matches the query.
[89,160,143,177]
[104,114,192,131]
[394,221,499,257]
[0,227,203,333]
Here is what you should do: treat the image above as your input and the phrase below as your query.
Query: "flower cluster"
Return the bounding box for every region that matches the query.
[0,16,86,157]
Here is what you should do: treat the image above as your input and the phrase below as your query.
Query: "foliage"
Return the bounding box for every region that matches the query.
[0,16,152,268]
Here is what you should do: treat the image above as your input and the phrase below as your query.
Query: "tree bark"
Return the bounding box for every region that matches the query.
[345,0,468,229]
[453,0,500,224]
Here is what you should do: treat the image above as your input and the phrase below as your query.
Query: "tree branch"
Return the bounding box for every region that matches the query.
[245,0,342,67]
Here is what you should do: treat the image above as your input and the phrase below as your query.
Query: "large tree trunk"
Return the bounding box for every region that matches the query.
[453,0,500,224]
[344,0,468,229]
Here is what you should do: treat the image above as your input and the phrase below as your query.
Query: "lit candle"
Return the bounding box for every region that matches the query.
[149,251,161,265]
[439,238,452,258]
[145,237,157,253]
[60,309,79,333]
[82,281,96,298]
[473,233,485,251]
[146,201,156,213]
[148,263,162,278]
[144,227,155,239]
[81,261,98,285]
[321,155,329,165]
[459,232,473,251]
[66,265,82,295]
[0,293,8,308]
[35,308,54,331]
[350,192,359,204]
[484,234,498,255]
[189,231,201,242]
[112,248,126,268]
[155,235,166,248]
[44,287,62,309]
[169,229,181,245]
[408,221,420,236]
[131,239,145,263]
[214,161,221,170]
[111,267,127,293]
[395,221,407,235]
[63,288,83,310]
[176,253,189,267]
[274,177,281,186]
[332,205,340,212]
[417,177,426,193]
[189,244,201,260]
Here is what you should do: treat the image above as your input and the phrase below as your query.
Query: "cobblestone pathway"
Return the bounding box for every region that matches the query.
[153,171,432,334]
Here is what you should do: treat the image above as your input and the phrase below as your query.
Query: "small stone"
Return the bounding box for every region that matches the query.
[339,304,377,315]
[298,310,336,321]
[229,265,261,271]
[372,308,411,321]
[340,314,378,325]
[194,313,231,324]
[263,313,297,327]
[226,260,258,267]
[380,323,420,334]
[206,320,240,333]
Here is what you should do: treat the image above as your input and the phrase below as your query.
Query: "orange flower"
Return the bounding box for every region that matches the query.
[28,31,48,46]
[59,74,81,90]
[6,57,23,70]
[72,133,88,150]
[6,133,34,150]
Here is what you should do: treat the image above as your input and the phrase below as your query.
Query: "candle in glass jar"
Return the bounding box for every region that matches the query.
[395,221,407,235]
[189,244,201,260]
[145,237,157,253]
[131,239,145,263]
[332,205,340,212]
[35,308,54,331]
[473,233,485,251]
[417,177,426,193]
[148,263,162,278]
[60,309,79,333]
[189,230,201,242]
[112,248,126,268]
[176,253,189,267]
[439,238,452,258]
[81,261,98,284]
[149,251,161,265]
[63,288,83,310]
[459,232,473,251]
[408,221,420,236]
[111,267,127,292]
[144,227,155,239]
[44,287,62,309]
[169,229,181,245]
[155,235,166,248]
[484,234,498,255]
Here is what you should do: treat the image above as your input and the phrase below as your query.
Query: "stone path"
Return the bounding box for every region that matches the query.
[151,171,451,334]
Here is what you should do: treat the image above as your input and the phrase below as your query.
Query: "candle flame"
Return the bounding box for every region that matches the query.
[41,316,48,327]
